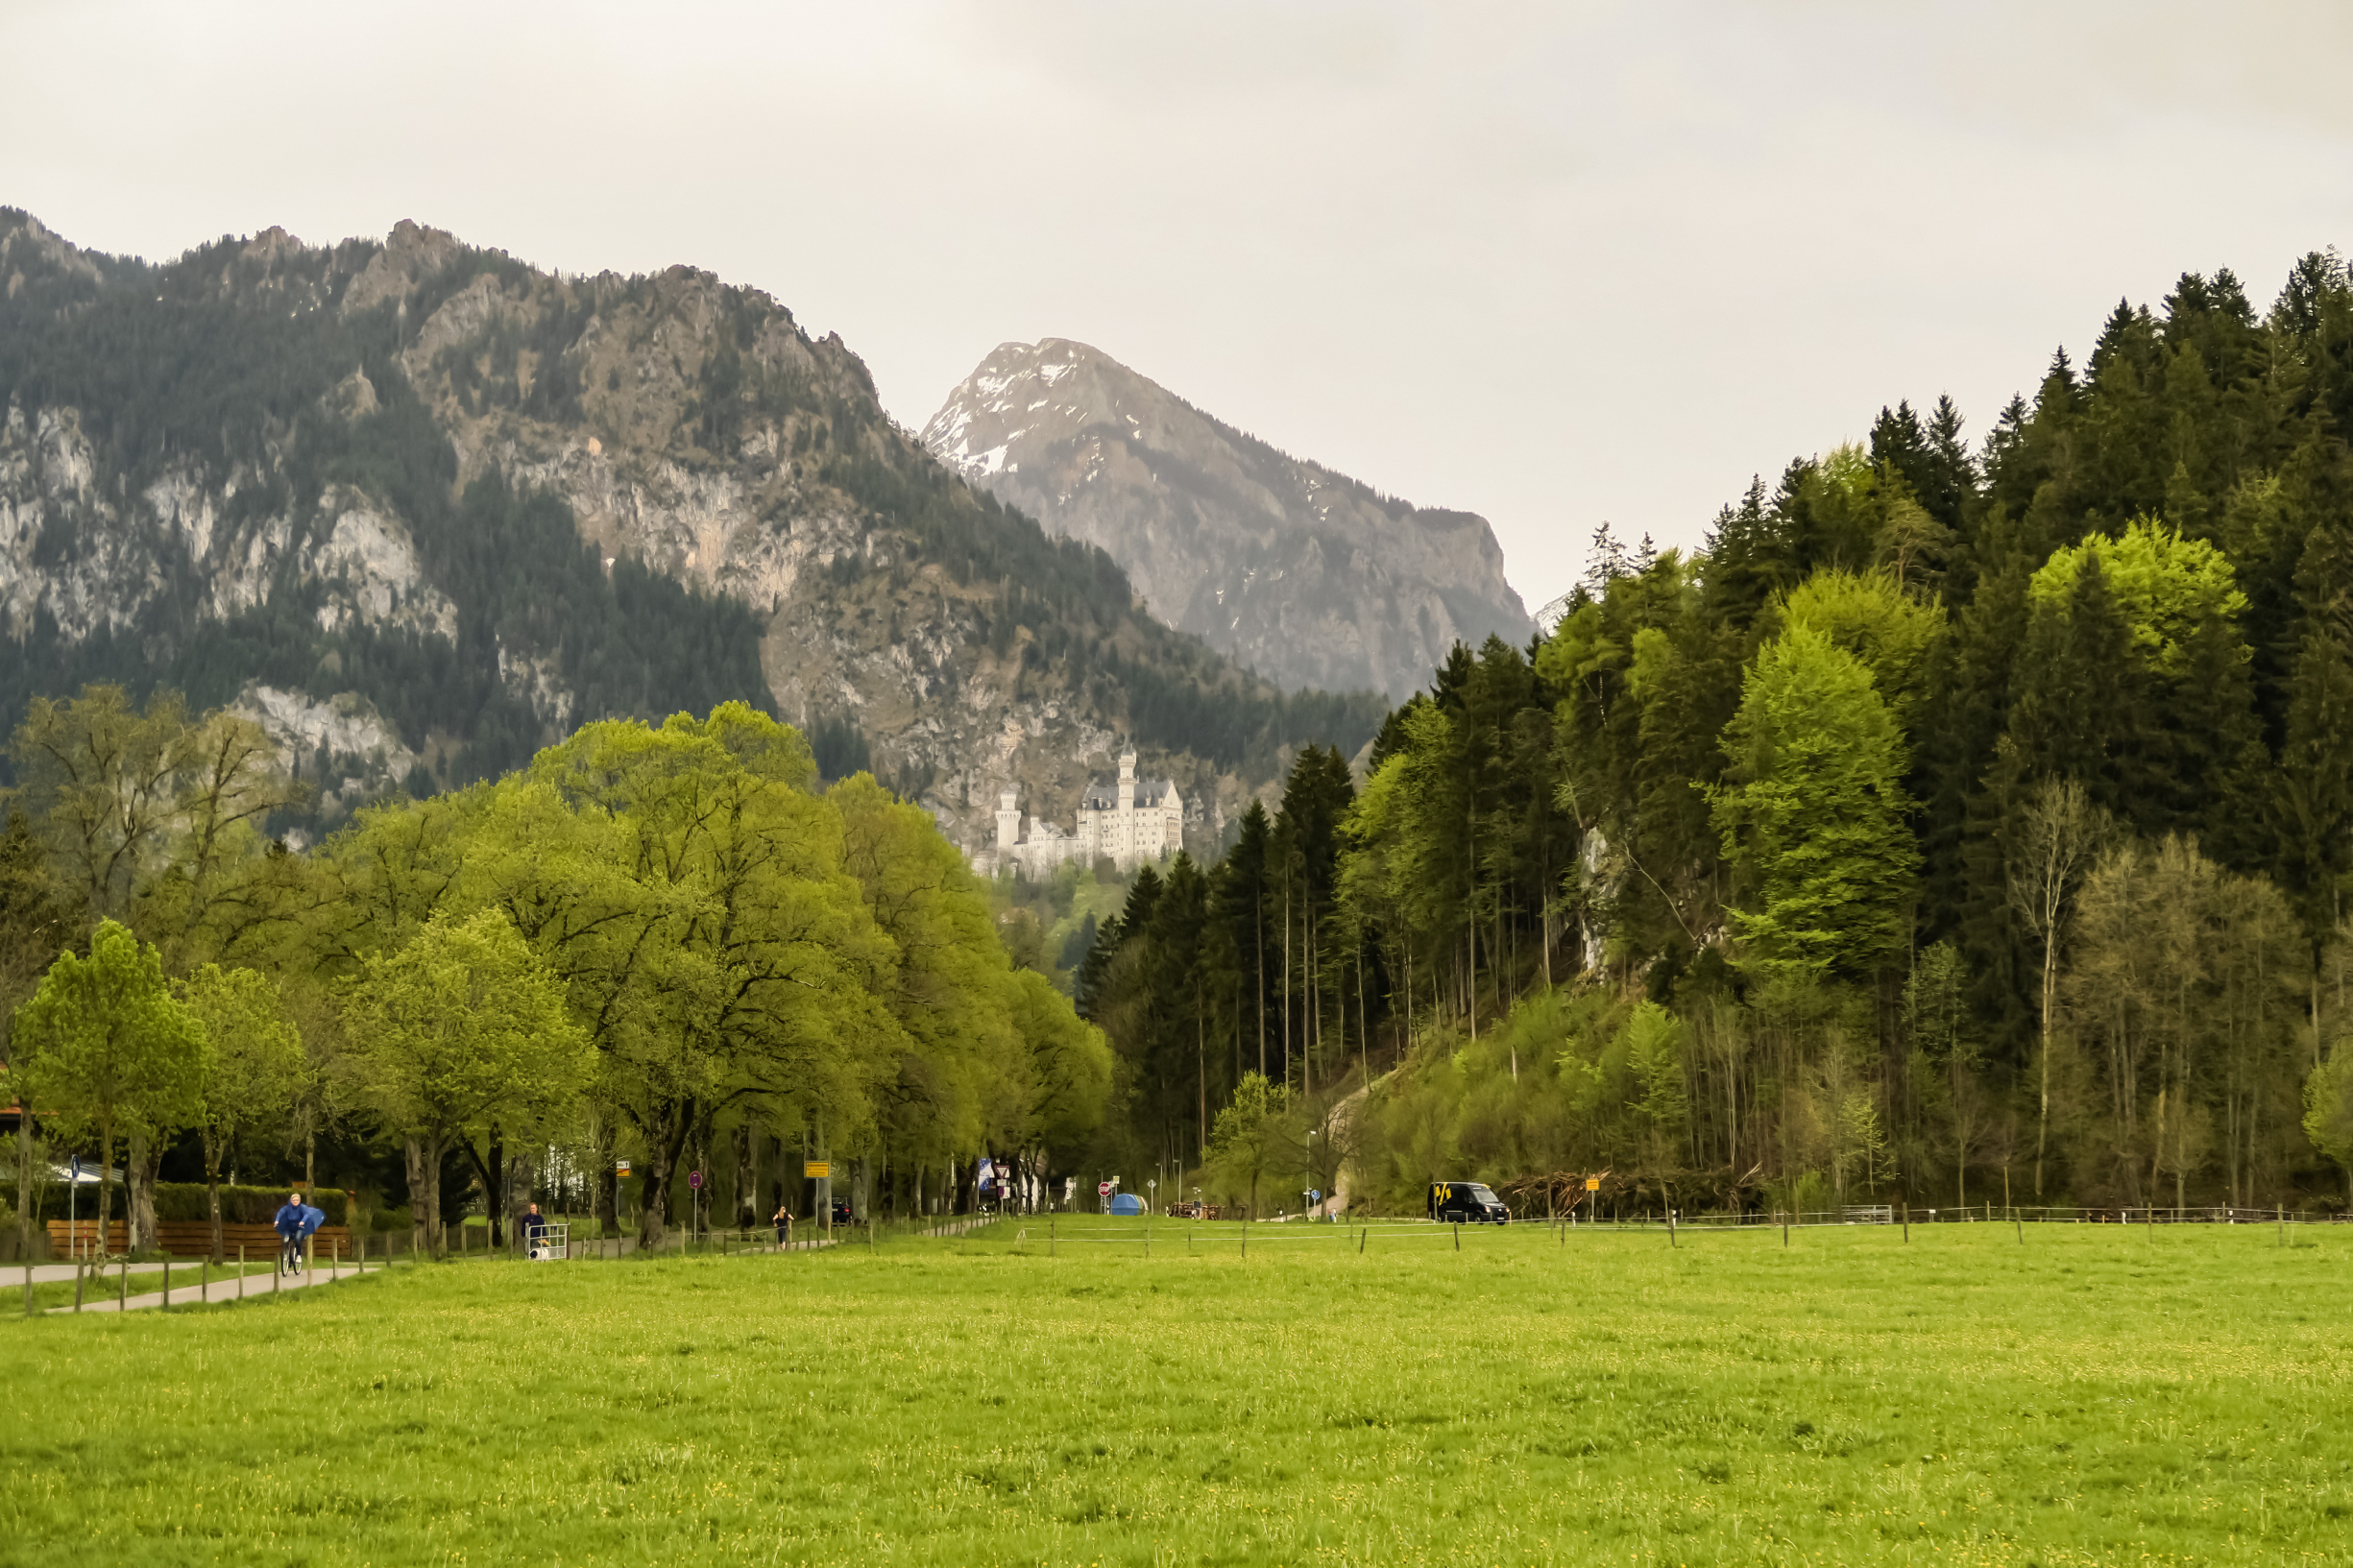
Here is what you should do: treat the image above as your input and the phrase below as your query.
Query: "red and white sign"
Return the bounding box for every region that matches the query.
[1097,1181,1113,1197]
[688,1170,703,1189]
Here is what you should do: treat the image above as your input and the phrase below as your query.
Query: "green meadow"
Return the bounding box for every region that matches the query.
[3,1219,2348,1566]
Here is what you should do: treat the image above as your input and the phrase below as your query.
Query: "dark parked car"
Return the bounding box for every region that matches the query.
[1428,1181,1510,1223]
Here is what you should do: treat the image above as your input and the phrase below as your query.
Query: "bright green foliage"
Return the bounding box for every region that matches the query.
[0,676,1109,1237]
[1003,967,1112,1154]
[1710,628,1918,982]
[522,705,893,1240]
[341,907,591,1254]
[288,704,1101,1242]
[179,964,310,1259]
[2301,1049,2353,1199]
[1206,1071,1293,1213]
[1776,568,1945,722]
[835,772,1044,1170]
[1620,1001,1688,1160]
[9,919,205,1254]
[2026,516,2248,674]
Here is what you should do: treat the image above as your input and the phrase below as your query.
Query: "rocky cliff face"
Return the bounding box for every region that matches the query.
[0,214,1382,852]
[921,338,1532,700]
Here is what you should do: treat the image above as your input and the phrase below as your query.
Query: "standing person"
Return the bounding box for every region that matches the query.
[522,1202,549,1259]
[773,1202,792,1251]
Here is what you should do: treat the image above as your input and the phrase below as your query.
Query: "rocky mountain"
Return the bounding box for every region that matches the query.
[920,338,1532,700]
[0,213,1384,850]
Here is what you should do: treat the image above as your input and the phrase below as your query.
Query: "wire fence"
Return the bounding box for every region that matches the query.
[1653,1204,2351,1229]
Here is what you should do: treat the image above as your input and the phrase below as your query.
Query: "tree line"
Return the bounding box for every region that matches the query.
[1,686,1109,1260]
[1080,254,2353,1218]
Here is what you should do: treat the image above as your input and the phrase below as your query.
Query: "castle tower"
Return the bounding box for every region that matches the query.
[1117,746,1137,814]
[995,789,1020,853]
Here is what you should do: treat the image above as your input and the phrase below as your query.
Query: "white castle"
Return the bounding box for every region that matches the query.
[977,747,1184,879]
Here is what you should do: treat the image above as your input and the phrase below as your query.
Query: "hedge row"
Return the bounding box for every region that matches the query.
[1,1183,352,1226]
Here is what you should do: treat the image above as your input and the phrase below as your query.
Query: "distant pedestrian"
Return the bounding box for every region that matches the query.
[773,1204,792,1250]
[522,1203,549,1259]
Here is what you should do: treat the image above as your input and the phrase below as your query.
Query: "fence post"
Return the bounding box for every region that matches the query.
[161,1257,170,1313]
[1783,1210,1790,1249]
[73,1259,85,1313]
[1901,1203,1908,1242]
[22,1259,31,1317]
[118,1255,128,1310]
[1668,1209,1677,1249]
[2014,1207,2023,1243]
[238,1244,245,1302]
[1049,1215,1055,1258]
[2278,1204,2286,1246]
[200,1256,208,1304]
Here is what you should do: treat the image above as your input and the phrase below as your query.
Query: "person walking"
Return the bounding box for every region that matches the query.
[522,1202,549,1259]
[773,1203,792,1251]
[274,1192,324,1275]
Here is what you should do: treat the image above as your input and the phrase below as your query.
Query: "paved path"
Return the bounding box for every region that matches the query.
[15,1256,312,1285]
[42,1263,372,1315]
[15,1261,173,1285]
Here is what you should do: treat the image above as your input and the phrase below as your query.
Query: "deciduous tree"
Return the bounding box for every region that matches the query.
[11,920,206,1256]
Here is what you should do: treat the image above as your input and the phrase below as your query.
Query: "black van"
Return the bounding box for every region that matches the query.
[1428,1181,1509,1223]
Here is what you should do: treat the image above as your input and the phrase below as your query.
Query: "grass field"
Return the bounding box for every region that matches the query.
[2,1217,2347,1566]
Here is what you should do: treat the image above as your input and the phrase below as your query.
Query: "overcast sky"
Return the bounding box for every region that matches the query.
[9,1,2353,606]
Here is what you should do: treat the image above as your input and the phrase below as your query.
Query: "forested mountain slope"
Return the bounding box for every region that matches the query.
[921,338,1530,700]
[1081,256,2353,1219]
[0,214,1382,847]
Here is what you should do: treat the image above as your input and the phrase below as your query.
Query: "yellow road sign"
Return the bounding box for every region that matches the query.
[1585,1177,1600,1191]
[804,1161,831,1179]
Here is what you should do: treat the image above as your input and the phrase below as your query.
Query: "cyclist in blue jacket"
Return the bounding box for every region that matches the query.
[274,1192,325,1274]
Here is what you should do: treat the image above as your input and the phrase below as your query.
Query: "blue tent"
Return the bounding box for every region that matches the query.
[1107,1193,1144,1216]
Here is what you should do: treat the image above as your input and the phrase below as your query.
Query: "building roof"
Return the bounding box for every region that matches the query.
[1080,777,1179,811]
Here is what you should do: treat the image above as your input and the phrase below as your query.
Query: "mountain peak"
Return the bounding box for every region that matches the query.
[2,217,1385,855]
[921,338,1529,699]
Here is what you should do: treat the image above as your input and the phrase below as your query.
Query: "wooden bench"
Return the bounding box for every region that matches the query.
[47,1220,356,1258]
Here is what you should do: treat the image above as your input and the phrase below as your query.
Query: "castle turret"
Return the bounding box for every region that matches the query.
[1117,746,1137,814]
[995,789,1020,853]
